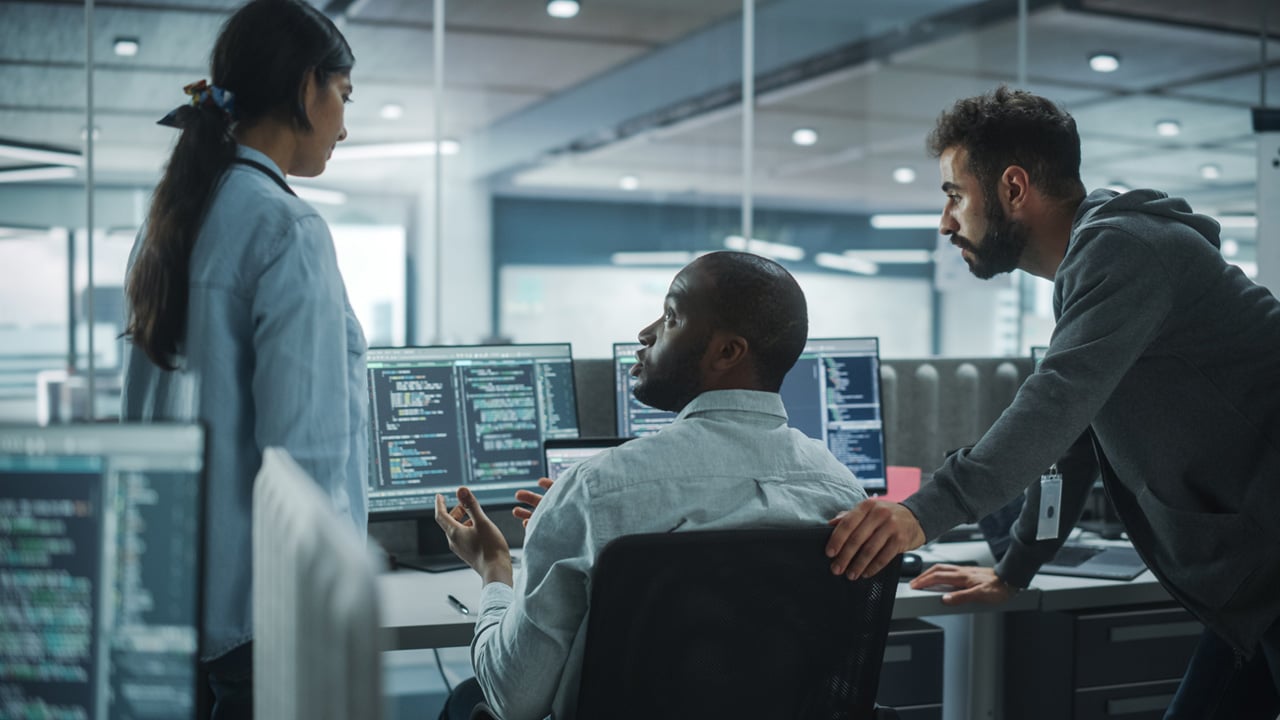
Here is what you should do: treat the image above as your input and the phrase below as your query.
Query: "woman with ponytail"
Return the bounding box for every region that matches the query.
[121,1,366,716]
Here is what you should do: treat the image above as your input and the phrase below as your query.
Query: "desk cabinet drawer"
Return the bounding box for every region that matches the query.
[877,618,944,708]
[1005,603,1198,720]
[1073,679,1181,720]
[1074,607,1201,687]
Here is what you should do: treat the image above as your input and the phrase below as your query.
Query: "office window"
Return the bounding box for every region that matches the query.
[0,229,70,422]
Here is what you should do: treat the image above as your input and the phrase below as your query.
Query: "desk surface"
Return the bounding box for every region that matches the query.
[378,542,1169,651]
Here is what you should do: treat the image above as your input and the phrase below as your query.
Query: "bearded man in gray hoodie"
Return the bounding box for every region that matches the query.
[826,86,1280,718]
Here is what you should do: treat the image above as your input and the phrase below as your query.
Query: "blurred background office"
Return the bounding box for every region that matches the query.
[2,0,1274,714]
[1,0,1275,424]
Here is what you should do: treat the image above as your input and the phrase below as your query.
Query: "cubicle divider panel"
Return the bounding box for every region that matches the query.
[879,358,1031,471]
[573,358,618,438]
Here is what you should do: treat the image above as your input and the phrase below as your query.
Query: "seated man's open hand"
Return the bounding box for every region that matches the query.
[512,477,554,528]
[435,487,514,586]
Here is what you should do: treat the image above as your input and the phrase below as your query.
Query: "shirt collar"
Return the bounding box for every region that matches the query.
[675,389,788,421]
[234,144,287,183]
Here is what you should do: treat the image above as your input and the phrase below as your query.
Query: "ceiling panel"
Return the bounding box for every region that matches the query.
[768,64,1106,121]
[1080,0,1276,39]
[359,0,743,45]
[0,0,1274,218]
[1166,64,1280,106]
[1069,95,1255,146]
[339,23,647,91]
[895,6,1271,92]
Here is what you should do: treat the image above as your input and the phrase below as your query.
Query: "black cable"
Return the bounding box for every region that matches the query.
[432,647,454,693]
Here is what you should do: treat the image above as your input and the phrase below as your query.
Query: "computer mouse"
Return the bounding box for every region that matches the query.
[899,552,923,578]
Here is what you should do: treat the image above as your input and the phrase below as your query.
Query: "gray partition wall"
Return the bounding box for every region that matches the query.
[880,357,1032,472]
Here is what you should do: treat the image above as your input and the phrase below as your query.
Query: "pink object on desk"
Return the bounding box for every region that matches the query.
[880,466,922,503]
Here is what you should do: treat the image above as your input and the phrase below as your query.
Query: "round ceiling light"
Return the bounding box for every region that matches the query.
[791,127,818,146]
[1088,52,1120,73]
[547,0,580,18]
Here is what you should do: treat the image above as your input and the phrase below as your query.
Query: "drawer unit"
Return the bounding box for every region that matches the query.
[1073,607,1202,688]
[877,618,944,718]
[1005,603,1199,720]
[1073,679,1182,720]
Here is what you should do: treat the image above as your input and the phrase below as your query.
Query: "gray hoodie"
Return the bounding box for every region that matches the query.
[904,188,1280,653]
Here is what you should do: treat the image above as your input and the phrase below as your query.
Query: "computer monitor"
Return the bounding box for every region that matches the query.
[613,343,677,437]
[366,343,580,570]
[613,338,888,495]
[0,424,206,719]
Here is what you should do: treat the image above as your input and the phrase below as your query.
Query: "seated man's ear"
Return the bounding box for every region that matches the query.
[707,332,749,373]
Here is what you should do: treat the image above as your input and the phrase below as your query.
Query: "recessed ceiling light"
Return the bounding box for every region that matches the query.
[1199,163,1221,180]
[379,103,404,120]
[1155,120,1181,137]
[546,0,580,18]
[869,214,939,229]
[113,37,140,57]
[892,166,916,184]
[0,166,79,183]
[1088,52,1119,73]
[618,175,639,191]
[791,128,818,146]
[1221,238,1240,258]
[80,126,101,141]
[0,140,82,166]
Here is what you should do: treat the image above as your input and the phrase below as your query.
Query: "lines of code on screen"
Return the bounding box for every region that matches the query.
[367,352,579,511]
[0,472,103,720]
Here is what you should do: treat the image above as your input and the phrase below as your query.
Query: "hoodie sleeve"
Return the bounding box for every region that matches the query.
[993,429,1100,588]
[903,223,1176,541]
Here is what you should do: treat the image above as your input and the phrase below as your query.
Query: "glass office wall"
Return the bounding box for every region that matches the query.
[0,0,1273,422]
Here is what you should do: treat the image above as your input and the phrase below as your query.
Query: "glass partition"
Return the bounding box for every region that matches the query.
[0,0,1273,423]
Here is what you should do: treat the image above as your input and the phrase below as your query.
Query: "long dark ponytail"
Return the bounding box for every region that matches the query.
[125,0,353,369]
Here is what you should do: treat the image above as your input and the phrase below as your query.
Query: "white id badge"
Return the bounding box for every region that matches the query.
[1036,465,1063,541]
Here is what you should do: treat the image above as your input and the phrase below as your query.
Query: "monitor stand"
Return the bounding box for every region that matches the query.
[387,518,468,573]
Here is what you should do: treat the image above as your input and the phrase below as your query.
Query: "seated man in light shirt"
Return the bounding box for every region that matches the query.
[434,250,867,720]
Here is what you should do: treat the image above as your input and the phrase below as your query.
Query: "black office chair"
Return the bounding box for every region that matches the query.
[572,527,903,720]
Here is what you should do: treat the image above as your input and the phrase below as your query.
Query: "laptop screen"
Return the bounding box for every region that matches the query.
[0,424,206,719]
[543,438,632,482]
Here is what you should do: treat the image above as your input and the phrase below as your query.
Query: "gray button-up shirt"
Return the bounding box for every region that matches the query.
[471,389,867,720]
[122,145,369,661]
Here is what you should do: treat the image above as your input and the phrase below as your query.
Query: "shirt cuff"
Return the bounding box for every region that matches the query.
[478,581,514,619]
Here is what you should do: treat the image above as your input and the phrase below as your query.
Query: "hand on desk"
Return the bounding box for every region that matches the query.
[511,477,554,528]
[435,487,514,587]
[826,499,926,580]
[910,565,1017,605]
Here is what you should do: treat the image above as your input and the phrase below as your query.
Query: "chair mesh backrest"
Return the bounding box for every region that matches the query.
[576,527,901,720]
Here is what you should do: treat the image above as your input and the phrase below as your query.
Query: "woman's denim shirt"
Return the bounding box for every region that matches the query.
[122,145,369,661]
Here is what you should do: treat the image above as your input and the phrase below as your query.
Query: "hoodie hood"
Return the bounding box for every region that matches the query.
[1074,188,1222,249]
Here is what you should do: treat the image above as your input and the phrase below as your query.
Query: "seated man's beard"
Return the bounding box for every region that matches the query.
[633,337,708,413]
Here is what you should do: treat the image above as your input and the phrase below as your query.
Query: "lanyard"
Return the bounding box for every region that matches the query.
[233,158,295,197]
